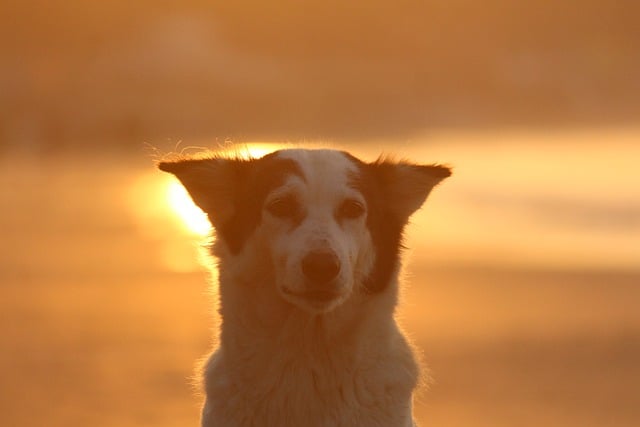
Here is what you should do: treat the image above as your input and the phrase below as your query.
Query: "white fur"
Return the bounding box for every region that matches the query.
[159,148,450,427]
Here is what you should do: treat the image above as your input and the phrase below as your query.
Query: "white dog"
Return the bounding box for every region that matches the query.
[159,148,450,427]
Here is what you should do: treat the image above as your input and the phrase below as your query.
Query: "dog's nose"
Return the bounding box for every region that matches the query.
[301,251,341,284]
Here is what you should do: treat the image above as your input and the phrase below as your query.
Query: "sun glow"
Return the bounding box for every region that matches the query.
[218,142,287,159]
[166,180,211,236]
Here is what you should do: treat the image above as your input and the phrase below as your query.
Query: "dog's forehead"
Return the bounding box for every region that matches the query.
[273,149,360,188]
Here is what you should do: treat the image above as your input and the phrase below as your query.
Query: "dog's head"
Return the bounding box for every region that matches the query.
[159,149,450,314]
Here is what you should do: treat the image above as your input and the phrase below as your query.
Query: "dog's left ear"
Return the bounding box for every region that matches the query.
[373,161,451,221]
[158,157,246,228]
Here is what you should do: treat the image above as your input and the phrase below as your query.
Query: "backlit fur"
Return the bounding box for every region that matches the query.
[158,148,451,427]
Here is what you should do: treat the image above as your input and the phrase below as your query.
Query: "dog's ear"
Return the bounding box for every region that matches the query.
[158,157,246,228]
[371,160,451,221]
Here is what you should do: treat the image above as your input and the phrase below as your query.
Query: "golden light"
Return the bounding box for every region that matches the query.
[166,179,211,236]
[217,142,287,159]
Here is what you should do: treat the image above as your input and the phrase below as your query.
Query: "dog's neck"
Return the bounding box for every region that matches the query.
[218,275,399,363]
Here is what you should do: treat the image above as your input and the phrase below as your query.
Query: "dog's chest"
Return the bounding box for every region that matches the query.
[203,345,416,427]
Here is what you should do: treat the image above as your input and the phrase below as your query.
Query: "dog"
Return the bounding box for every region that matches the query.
[158,148,451,427]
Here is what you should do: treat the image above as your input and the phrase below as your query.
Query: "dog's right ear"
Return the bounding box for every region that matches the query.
[158,158,245,228]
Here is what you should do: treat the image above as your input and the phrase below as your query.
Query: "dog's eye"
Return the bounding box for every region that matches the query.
[266,196,300,219]
[337,199,365,219]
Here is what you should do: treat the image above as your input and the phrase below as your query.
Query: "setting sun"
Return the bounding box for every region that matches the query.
[166,180,211,236]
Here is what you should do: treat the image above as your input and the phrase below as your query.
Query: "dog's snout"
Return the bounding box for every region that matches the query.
[301,251,340,284]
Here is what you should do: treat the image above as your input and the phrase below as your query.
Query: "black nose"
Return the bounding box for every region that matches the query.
[301,251,341,284]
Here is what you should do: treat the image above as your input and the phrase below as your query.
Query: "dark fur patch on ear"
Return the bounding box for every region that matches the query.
[345,153,451,294]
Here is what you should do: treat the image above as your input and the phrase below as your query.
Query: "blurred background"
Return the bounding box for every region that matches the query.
[1,1,638,426]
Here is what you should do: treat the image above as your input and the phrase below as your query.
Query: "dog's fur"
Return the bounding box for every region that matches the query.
[159,148,450,427]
